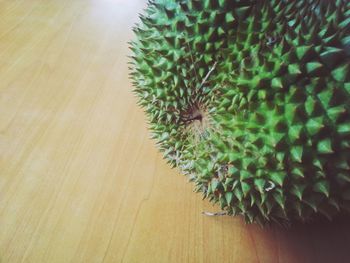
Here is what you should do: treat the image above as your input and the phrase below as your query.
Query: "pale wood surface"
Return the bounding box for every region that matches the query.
[0,1,350,262]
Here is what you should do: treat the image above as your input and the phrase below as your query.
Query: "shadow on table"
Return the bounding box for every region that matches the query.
[271,213,350,263]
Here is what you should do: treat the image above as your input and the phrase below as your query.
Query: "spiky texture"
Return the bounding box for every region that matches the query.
[129,0,350,225]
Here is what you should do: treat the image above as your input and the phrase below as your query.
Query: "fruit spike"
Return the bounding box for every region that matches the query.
[129,0,350,225]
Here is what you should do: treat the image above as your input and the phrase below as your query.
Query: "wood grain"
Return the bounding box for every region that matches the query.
[0,1,349,262]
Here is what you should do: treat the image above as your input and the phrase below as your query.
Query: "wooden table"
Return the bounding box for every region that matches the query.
[1,0,349,262]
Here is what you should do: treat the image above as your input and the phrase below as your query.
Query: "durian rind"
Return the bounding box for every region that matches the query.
[130,0,350,225]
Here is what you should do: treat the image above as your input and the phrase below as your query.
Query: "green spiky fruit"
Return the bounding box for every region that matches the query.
[129,0,350,225]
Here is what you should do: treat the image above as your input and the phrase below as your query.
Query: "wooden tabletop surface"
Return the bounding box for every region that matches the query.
[1,0,350,262]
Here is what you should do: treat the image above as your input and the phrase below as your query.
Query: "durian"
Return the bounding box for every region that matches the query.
[129,0,350,225]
